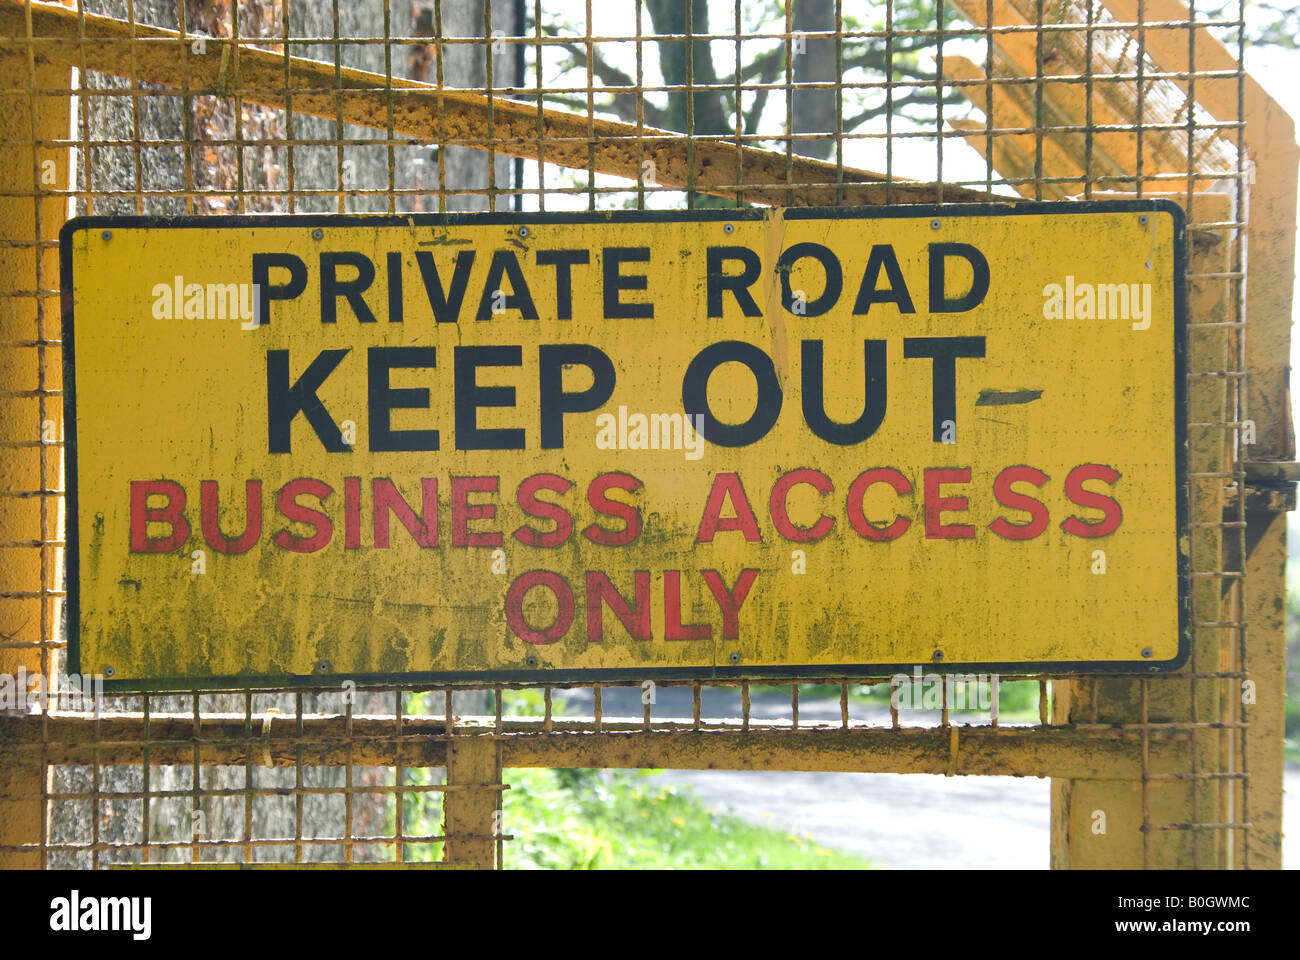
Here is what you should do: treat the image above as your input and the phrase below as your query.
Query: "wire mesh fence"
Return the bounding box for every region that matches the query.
[0,0,1285,870]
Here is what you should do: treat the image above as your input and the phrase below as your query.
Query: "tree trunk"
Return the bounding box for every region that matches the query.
[793,0,839,159]
[645,0,729,136]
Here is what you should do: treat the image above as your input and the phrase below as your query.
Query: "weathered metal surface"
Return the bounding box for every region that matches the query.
[117,862,479,869]
[1242,510,1287,869]
[0,711,1196,780]
[0,41,69,871]
[944,0,1237,200]
[443,737,500,869]
[1101,0,1298,464]
[63,204,1186,685]
[1052,191,1238,869]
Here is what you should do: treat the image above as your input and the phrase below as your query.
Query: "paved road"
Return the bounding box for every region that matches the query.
[655,768,1051,868]
[655,766,1300,870]
[555,686,1298,869]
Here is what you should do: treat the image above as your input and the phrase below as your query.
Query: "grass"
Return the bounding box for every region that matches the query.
[398,767,872,869]
[497,767,873,870]
[398,689,873,869]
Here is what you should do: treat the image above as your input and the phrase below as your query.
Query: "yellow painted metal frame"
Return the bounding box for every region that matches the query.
[0,0,1292,870]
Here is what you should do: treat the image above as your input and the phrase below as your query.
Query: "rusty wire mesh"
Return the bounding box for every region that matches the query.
[0,0,1264,869]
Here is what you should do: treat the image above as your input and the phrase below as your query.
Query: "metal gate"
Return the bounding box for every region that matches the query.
[0,0,1292,869]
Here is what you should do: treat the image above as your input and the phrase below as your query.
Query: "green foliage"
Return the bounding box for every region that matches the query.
[1202,1,1300,49]
[393,689,872,868]
[498,767,873,869]
[751,679,1043,720]
[855,678,1042,719]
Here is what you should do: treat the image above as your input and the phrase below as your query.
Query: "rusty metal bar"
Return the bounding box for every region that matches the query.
[3,711,1198,780]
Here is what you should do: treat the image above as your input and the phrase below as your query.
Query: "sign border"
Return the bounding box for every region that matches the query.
[60,199,1189,691]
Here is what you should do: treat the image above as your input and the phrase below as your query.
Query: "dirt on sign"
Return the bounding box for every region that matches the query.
[61,203,1187,687]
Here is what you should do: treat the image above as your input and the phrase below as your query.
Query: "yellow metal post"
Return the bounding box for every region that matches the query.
[1045,0,1298,869]
[1101,0,1300,463]
[0,24,70,868]
[1052,195,1233,868]
[1097,0,1297,871]
[442,734,501,870]
[1242,491,1290,868]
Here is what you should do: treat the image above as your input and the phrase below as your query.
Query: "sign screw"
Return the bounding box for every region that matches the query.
[723,223,734,234]
[1141,647,1153,658]
[930,218,941,230]
[518,226,529,238]
[932,649,944,661]
[103,666,115,677]
[1138,214,1149,225]
[525,655,539,668]
[311,228,323,240]
[101,230,111,241]
[728,652,740,664]
[316,661,330,673]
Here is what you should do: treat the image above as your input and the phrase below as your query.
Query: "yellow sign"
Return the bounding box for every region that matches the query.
[62,204,1188,687]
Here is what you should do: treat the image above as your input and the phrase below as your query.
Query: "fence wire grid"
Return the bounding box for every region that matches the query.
[0,0,1282,871]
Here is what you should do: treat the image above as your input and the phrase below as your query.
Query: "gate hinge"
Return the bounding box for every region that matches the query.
[1241,460,1299,513]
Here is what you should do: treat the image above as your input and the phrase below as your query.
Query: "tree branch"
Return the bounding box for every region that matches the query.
[540,26,668,128]
[737,45,785,83]
[839,47,935,81]
[743,46,786,135]
[842,91,938,130]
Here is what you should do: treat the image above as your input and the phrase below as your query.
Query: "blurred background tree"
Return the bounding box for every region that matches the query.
[540,0,944,161]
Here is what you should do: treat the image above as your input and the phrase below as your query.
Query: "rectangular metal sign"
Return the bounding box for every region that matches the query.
[62,203,1188,688]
